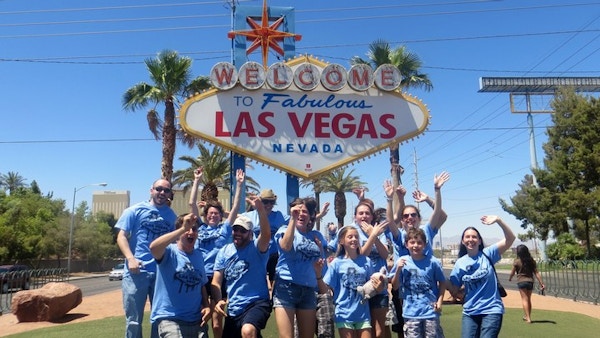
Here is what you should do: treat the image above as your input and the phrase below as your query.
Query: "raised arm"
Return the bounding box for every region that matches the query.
[383,180,401,240]
[189,167,203,216]
[279,204,302,252]
[248,194,270,252]
[481,215,515,255]
[225,169,245,224]
[359,221,388,259]
[316,202,330,221]
[428,171,450,230]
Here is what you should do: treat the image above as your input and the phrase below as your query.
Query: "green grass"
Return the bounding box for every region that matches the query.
[5,304,599,338]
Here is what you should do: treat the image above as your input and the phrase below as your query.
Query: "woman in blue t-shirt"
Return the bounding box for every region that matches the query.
[447,215,515,338]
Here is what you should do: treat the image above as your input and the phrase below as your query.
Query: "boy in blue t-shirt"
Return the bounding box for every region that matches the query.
[390,228,446,338]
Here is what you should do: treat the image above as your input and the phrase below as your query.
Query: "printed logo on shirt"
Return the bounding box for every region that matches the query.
[198,225,224,243]
[297,236,322,261]
[342,266,367,293]
[224,257,249,282]
[174,262,204,293]
[140,211,173,242]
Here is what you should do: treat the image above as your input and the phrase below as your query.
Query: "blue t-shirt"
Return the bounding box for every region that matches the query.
[323,255,373,324]
[115,201,176,273]
[274,226,323,287]
[389,254,446,320]
[194,219,232,276]
[213,240,269,317]
[450,245,504,316]
[394,223,439,259]
[243,209,288,255]
[151,244,208,323]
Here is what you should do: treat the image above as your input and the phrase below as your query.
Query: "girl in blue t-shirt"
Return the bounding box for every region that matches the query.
[322,223,387,338]
[447,215,516,338]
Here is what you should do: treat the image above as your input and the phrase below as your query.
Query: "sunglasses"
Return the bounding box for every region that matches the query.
[262,199,276,205]
[232,226,249,233]
[154,186,172,194]
[403,212,418,219]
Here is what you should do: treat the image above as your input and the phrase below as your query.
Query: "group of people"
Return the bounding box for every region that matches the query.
[114,168,544,338]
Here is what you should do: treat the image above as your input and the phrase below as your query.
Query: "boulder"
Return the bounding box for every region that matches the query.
[11,282,82,322]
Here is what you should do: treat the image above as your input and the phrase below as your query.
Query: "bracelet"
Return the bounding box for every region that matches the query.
[316,276,323,280]
[386,197,393,202]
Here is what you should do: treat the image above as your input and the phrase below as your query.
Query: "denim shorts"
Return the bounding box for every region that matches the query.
[517,281,534,290]
[272,278,317,310]
[461,313,503,338]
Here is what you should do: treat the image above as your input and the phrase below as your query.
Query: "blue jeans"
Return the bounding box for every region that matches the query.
[122,272,157,338]
[461,313,503,338]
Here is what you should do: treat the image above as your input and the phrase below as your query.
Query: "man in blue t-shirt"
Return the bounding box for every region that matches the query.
[242,188,287,288]
[212,195,271,338]
[115,178,177,338]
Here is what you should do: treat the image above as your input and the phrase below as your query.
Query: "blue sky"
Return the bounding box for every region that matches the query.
[2,0,599,245]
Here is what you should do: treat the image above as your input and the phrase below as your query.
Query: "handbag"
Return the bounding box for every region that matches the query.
[482,252,507,298]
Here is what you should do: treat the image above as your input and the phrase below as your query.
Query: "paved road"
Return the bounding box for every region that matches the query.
[69,275,121,297]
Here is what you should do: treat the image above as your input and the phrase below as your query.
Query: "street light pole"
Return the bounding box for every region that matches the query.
[67,182,108,280]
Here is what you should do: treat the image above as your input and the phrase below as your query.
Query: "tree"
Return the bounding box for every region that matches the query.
[502,89,600,258]
[351,39,432,188]
[122,50,211,181]
[546,233,586,260]
[0,184,65,262]
[172,143,260,202]
[317,168,366,227]
[0,171,28,195]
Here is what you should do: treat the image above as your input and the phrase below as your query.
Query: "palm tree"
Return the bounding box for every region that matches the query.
[0,171,27,195]
[351,39,433,188]
[172,143,260,202]
[122,50,211,181]
[318,168,366,228]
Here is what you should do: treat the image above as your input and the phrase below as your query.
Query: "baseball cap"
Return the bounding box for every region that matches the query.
[232,215,253,231]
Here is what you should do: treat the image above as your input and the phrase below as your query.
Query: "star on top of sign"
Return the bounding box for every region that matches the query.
[227,0,302,68]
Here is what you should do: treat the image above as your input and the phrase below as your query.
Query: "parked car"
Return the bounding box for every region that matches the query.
[108,263,125,281]
[0,264,31,293]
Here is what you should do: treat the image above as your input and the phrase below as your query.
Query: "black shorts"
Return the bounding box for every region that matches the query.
[205,276,227,300]
[266,253,279,282]
[223,299,272,338]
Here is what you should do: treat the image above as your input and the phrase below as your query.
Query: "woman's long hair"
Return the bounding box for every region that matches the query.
[516,244,537,271]
[458,226,485,258]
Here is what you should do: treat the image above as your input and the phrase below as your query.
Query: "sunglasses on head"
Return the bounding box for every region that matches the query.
[403,212,418,219]
[154,186,172,194]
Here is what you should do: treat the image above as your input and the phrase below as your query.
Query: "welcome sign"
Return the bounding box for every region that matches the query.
[179,56,430,179]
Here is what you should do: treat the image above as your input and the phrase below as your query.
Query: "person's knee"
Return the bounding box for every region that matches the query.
[241,323,258,337]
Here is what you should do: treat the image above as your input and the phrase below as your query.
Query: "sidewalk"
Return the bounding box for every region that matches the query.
[0,287,598,337]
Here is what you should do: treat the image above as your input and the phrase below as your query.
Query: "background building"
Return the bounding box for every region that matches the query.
[92,190,130,218]
[170,187,231,216]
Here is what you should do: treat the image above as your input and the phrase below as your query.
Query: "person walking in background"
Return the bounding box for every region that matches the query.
[447,216,516,338]
[149,213,211,338]
[211,194,272,338]
[189,167,246,338]
[508,244,545,323]
[390,228,446,338]
[322,224,386,338]
[115,178,177,338]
